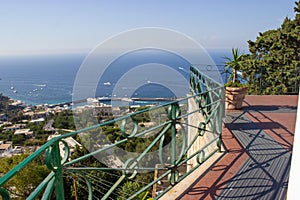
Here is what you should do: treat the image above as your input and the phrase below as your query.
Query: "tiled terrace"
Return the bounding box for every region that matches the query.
[163,95,298,200]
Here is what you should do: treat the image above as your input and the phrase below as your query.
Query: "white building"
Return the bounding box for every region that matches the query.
[14,129,33,136]
[94,103,113,117]
[0,141,12,157]
[29,118,45,124]
[4,124,27,131]
[47,134,82,159]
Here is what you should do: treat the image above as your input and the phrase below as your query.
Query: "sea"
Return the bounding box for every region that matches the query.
[0,49,231,106]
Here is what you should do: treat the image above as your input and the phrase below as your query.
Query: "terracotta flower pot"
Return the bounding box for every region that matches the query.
[225,87,248,110]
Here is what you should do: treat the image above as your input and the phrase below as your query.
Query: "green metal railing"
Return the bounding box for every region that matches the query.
[0,66,225,200]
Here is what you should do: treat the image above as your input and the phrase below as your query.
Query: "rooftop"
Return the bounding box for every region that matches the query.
[0,142,12,150]
[14,129,33,136]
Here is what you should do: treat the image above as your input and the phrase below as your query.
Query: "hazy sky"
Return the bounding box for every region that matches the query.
[0,0,296,54]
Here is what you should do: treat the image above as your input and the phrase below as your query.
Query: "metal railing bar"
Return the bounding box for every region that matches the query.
[26,172,55,200]
[179,137,219,166]
[64,138,128,166]
[190,65,224,86]
[41,176,55,200]
[136,124,172,164]
[179,122,216,135]
[65,123,171,167]
[155,148,219,199]
[71,172,93,200]
[101,175,125,200]
[133,121,171,138]
[129,169,171,199]
[73,175,99,199]
[177,99,222,120]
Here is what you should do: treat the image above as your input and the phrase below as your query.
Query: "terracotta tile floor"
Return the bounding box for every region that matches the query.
[178,95,298,200]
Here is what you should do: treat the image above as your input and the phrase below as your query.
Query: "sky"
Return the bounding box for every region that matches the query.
[0,0,296,55]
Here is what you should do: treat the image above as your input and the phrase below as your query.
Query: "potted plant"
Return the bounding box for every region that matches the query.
[224,48,248,110]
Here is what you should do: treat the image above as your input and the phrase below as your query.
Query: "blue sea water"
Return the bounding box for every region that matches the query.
[0,54,83,105]
[0,49,230,105]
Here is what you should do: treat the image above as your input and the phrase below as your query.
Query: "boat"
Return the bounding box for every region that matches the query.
[121,98,133,102]
[13,90,17,93]
[103,82,111,86]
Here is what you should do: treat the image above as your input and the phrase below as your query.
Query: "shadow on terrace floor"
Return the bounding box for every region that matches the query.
[178,97,297,200]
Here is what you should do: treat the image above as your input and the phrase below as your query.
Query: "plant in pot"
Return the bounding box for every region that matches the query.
[224,48,248,110]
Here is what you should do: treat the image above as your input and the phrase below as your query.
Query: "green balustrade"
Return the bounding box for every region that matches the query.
[0,66,224,200]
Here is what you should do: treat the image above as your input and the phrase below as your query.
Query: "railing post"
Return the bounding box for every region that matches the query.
[0,188,11,200]
[45,141,65,199]
[217,87,225,152]
[171,104,177,165]
[168,102,180,185]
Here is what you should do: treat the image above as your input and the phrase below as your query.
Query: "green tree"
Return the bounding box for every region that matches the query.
[11,134,25,145]
[0,154,49,199]
[242,1,300,94]
[117,181,141,200]
[63,145,122,199]
[53,110,75,130]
